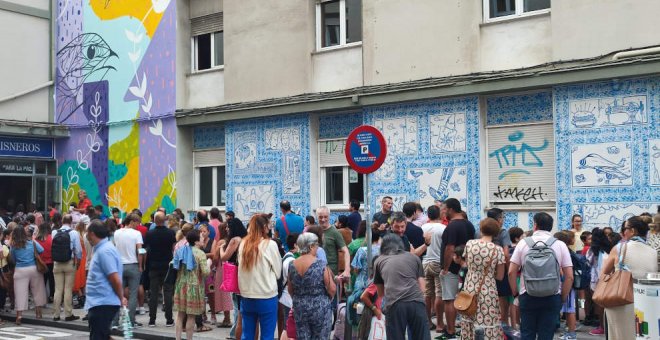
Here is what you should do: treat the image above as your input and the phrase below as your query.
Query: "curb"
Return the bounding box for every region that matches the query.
[0,313,177,340]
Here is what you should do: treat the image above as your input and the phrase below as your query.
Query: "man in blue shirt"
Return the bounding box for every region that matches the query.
[274,201,304,251]
[85,219,126,339]
[347,199,362,239]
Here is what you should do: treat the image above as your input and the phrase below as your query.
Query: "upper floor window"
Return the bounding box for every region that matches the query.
[485,0,550,21]
[191,12,224,71]
[316,0,362,50]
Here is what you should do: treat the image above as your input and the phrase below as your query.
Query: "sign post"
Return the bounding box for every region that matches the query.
[344,125,386,340]
[345,125,387,280]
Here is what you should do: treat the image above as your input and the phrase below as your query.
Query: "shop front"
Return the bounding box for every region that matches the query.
[0,135,59,214]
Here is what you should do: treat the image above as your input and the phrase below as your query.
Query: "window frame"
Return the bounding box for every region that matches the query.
[319,165,364,210]
[315,0,362,51]
[191,31,224,72]
[194,164,226,211]
[482,0,550,24]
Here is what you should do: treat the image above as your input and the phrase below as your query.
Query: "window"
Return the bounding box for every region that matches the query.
[485,0,550,21]
[193,149,226,208]
[191,12,224,71]
[316,0,362,50]
[318,139,364,207]
[193,31,223,71]
[196,166,226,208]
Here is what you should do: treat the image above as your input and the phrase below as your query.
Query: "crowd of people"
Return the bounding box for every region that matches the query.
[0,192,658,340]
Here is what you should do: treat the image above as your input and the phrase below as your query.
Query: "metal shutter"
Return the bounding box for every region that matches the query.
[191,12,223,37]
[487,123,556,204]
[319,139,348,167]
[193,149,225,167]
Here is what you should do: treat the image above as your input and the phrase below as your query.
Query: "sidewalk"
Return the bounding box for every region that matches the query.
[0,304,234,340]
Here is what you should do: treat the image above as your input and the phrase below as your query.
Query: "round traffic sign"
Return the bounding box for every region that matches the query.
[345,125,387,174]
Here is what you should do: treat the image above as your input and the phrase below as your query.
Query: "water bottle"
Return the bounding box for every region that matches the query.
[121,306,133,339]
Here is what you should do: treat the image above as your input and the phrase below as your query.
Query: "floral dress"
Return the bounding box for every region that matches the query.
[174,247,209,315]
[289,259,332,340]
[460,240,505,340]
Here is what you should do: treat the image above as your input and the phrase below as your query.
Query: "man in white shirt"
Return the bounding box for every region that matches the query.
[509,212,573,340]
[420,205,446,332]
[52,214,83,321]
[112,213,144,327]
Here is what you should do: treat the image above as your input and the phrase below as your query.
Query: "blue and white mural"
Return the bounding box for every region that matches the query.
[571,141,632,187]
[650,138,660,186]
[555,77,659,230]
[225,114,311,221]
[569,95,648,129]
[365,97,481,221]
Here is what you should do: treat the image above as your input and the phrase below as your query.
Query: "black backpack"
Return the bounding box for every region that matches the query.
[52,229,72,262]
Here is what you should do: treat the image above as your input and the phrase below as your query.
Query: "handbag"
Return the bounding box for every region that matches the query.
[164,261,178,285]
[220,261,240,294]
[454,244,497,317]
[592,242,633,308]
[33,242,47,274]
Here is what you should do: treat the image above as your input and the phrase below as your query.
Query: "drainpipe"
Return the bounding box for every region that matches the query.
[612,46,660,60]
[49,0,56,123]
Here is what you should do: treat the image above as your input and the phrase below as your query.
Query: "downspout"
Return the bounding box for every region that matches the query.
[49,0,56,123]
[612,46,660,60]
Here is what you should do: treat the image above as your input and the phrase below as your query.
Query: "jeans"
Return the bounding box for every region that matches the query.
[44,263,55,299]
[230,293,240,337]
[519,293,562,340]
[53,260,76,318]
[384,300,431,340]
[112,264,140,325]
[240,296,278,340]
[149,266,174,323]
[88,305,120,340]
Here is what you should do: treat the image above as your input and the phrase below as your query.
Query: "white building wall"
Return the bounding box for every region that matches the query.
[479,15,553,71]
[311,44,363,93]
[0,1,51,122]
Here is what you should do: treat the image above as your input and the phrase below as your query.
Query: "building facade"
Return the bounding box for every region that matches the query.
[0,0,65,214]
[177,0,660,230]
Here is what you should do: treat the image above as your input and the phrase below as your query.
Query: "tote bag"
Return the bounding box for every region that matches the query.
[368,316,386,340]
[592,243,633,308]
[220,262,240,294]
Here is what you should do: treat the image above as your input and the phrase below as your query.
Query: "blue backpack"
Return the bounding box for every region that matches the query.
[570,252,591,290]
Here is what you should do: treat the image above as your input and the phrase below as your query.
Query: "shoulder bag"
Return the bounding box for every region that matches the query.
[33,242,48,274]
[592,242,633,308]
[454,243,497,317]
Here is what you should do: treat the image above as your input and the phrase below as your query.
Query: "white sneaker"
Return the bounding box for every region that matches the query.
[138,307,146,315]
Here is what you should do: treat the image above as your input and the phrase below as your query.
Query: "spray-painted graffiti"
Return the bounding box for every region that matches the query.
[489,131,548,179]
[56,0,177,221]
[493,186,548,202]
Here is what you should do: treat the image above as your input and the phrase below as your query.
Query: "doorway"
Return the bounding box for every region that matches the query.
[0,176,32,213]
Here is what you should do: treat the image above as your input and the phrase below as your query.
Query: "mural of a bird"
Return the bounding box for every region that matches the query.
[56,33,118,123]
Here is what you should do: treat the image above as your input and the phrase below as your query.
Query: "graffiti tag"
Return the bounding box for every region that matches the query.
[489,131,548,180]
[493,186,548,202]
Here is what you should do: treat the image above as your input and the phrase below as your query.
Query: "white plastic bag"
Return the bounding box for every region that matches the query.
[368,315,386,340]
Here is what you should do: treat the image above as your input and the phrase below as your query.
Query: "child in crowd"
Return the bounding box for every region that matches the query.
[508,227,524,331]
[580,231,592,256]
[453,245,468,291]
[555,231,578,340]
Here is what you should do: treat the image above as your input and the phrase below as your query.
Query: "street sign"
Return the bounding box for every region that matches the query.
[345,125,387,174]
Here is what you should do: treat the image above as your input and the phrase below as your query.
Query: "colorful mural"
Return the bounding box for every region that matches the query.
[56,0,176,221]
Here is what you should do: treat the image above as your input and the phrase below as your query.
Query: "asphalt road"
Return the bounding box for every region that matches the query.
[0,324,140,340]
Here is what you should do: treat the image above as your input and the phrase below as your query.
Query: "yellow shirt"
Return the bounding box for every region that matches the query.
[571,229,584,252]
